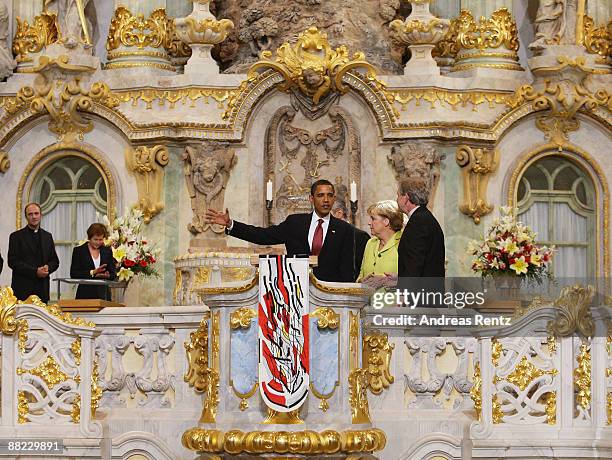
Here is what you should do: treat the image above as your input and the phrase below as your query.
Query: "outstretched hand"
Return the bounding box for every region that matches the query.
[205,208,231,227]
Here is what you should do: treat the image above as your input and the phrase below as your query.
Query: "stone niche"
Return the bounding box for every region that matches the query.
[266,101,361,225]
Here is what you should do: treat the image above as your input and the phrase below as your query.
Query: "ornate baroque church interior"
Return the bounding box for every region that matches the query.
[0,0,610,458]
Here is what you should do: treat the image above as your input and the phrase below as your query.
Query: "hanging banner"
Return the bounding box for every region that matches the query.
[258,255,309,412]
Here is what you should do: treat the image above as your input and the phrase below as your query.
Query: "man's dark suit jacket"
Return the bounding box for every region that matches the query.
[8,227,60,303]
[70,243,117,300]
[398,206,445,277]
[352,227,371,281]
[229,213,355,282]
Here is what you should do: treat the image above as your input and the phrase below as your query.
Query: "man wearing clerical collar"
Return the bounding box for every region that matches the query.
[7,203,59,303]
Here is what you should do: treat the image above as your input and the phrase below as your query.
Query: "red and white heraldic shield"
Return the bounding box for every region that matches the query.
[258,255,310,412]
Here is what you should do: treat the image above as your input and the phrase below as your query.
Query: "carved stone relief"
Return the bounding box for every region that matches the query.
[265,104,360,224]
[387,143,442,208]
[183,142,236,244]
[211,0,405,74]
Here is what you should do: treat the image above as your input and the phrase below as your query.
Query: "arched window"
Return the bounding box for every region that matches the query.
[31,156,108,284]
[516,156,596,278]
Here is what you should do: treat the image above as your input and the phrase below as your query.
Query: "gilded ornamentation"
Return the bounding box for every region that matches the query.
[607,391,611,425]
[193,267,211,287]
[491,338,503,367]
[263,409,303,424]
[545,392,556,425]
[221,267,253,283]
[456,145,499,224]
[0,151,9,173]
[182,427,386,454]
[492,394,503,424]
[25,60,120,141]
[470,361,482,421]
[17,355,69,389]
[71,394,80,423]
[508,58,611,148]
[17,390,29,424]
[183,143,236,236]
[362,330,394,395]
[582,16,611,62]
[574,344,591,413]
[0,286,20,334]
[105,7,174,70]
[71,338,81,366]
[1,287,29,352]
[349,311,359,371]
[453,8,519,52]
[114,87,230,110]
[505,356,558,391]
[12,13,58,63]
[106,7,173,52]
[390,88,513,112]
[312,307,340,330]
[184,316,219,423]
[184,317,209,391]
[196,276,258,297]
[450,8,522,72]
[309,382,337,412]
[548,285,595,339]
[229,307,256,330]
[230,382,257,411]
[125,145,169,223]
[247,26,386,104]
[91,360,102,417]
[348,368,371,424]
[211,311,220,369]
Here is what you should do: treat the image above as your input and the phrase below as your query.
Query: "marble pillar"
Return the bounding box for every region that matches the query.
[587,0,611,24]
[460,0,513,18]
[430,0,459,20]
[105,0,175,72]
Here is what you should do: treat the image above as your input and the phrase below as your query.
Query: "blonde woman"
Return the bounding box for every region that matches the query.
[358,200,404,288]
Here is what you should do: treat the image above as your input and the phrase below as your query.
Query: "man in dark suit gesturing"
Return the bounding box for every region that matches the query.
[206,179,355,282]
[8,203,60,303]
[396,177,445,278]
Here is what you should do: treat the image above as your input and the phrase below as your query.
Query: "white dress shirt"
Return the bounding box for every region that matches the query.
[407,205,420,222]
[308,212,330,252]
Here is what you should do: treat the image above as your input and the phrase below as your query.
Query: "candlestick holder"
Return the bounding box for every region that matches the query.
[350,200,358,225]
[266,199,273,225]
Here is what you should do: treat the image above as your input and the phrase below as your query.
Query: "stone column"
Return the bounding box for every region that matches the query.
[449,1,522,73]
[460,0,513,18]
[105,0,175,72]
[586,0,611,24]
[430,0,459,20]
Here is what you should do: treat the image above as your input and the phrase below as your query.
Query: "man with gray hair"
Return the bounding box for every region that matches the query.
[396,177,445,278]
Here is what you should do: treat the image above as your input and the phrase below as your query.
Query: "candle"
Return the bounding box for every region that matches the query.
[350,181,357,202]
[266,180,273,201]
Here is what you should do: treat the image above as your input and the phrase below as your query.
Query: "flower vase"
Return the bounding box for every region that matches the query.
[492,275,522,301]
[111,280,130,305]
